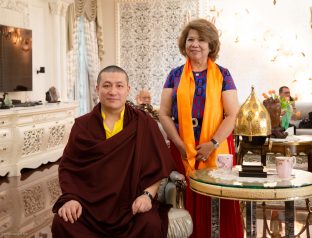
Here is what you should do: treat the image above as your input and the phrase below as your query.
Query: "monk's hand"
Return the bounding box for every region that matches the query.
[58,200,82,223]
[196,142,214,161]
[132,195,152,215]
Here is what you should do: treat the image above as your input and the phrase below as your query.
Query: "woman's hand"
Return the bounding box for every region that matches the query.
[132,195,152,215]
[176,140,187,159]
[196,142,214,161]
[58,200,82,223]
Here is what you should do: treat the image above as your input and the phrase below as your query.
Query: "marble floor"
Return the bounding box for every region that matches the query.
[0,162,59,238]
[0,161,311,238]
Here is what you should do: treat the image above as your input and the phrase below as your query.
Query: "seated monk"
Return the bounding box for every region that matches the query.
[51,65,175,238]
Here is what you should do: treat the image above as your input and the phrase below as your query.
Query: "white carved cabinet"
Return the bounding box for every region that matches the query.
[0,102,78,177]
[0,111,14,176]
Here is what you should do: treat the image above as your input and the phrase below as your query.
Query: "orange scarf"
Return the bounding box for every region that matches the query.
[177,58,229,176]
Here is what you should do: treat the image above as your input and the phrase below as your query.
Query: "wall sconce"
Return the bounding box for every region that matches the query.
[37,67,45,74]
[21,38,31,51]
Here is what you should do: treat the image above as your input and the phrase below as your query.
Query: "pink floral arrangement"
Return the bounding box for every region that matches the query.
[262,90,278,100]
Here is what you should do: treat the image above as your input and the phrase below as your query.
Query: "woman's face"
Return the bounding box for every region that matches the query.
[185,29,209,62]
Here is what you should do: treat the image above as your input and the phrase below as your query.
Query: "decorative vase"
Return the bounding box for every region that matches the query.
[263,98,287,138]
[3,93,12,107]
[263,98,281,128]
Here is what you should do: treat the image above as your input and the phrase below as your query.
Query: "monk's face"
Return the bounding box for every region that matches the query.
[96,72,130,111]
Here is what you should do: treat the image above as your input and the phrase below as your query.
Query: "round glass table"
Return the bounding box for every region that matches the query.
[189,167,312,238]
[236,135,312,171]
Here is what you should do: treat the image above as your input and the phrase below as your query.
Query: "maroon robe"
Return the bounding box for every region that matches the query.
[52,103,175,238]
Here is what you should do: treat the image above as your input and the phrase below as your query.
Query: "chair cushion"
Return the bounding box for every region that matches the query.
[167,208,193,238]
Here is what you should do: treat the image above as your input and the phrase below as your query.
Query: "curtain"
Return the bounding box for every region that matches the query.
[77,17,90,115]
[66,4,78,102]
[82,17,100,109]
[66,0,101,115]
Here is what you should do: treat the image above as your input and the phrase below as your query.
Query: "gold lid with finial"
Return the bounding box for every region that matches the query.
[234,86,271,137]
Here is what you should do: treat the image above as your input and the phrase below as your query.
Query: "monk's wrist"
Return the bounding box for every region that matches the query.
[142,190,153,202]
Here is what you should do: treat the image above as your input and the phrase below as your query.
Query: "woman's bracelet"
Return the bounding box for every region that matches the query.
[142,190,153,202]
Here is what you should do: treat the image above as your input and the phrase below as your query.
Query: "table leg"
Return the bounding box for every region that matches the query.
[308,152,312,173]
[285,201,295,238]
[237,147,243,165]
[211,197,220,238]
[246,201,257,238]
[261,153,266,166]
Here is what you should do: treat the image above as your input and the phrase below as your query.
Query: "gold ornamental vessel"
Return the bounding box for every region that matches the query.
[234,86,271,137]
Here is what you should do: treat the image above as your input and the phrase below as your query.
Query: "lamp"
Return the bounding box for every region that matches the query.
[21,38,31,51]
[37,67,45,74]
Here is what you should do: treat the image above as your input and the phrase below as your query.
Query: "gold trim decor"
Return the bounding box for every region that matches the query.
[189,178,312,202]
[234,86,271,137]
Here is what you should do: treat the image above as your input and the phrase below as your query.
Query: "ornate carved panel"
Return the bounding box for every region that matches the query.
[47,177,61,205]
[47,124,66,149]
[0,0,29,27]
[21,184,45,217]
[21,128,44,156]
[116,0,199,105]
[0,191,9,219]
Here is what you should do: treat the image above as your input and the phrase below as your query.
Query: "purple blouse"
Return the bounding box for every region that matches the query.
[163,64,236,140]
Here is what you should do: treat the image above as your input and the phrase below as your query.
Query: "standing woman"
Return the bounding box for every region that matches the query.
[159,19,243,238]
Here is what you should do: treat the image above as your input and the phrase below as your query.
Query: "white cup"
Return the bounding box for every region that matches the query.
[217,154,233,172]
[275,156,296,179]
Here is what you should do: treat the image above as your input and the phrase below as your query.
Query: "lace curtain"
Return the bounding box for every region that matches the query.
[70,0,104,61]
[66,4,78,102]
[82,17,100,109]
[66,1,101,115]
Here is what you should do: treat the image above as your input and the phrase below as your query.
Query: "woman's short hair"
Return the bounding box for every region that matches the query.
[178,19,220,61]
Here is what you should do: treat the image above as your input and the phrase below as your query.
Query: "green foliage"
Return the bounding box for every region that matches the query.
[279,96,294,111]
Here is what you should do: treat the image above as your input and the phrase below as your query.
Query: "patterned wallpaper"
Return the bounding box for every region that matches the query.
[116,0,200,105]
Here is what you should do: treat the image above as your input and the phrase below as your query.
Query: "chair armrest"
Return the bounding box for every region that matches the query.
[165,171,187,209]
[163,172,193,237]
[157,178,168,203]
[169,171,186,182]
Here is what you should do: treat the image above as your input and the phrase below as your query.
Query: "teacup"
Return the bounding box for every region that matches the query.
[275,156,296,179]
[217,154,233,172]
